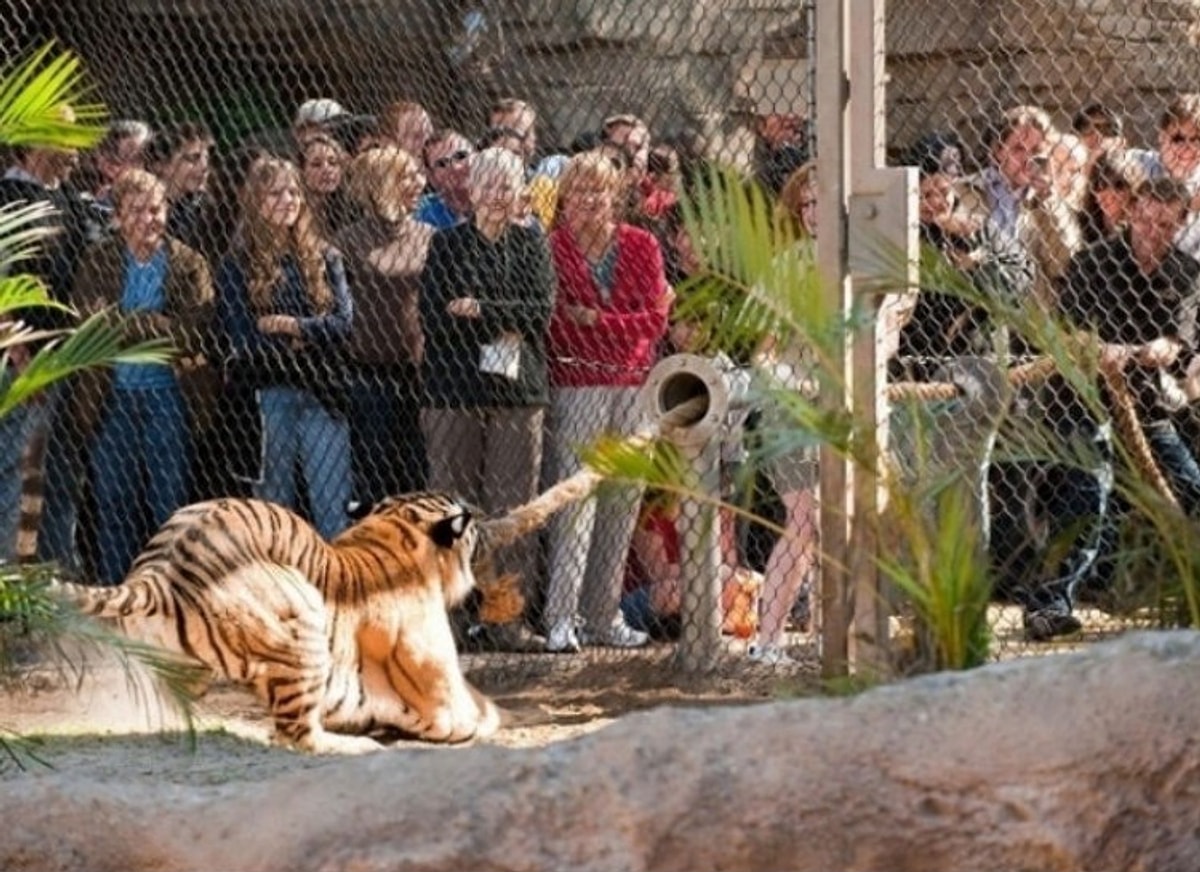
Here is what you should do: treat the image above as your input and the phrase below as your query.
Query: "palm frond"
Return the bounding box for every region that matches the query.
[0,44,106,149]
[579,433,788,537]
[580,434,695,494]
[679,166,843,372]
[0,566,202,768]
[0,270,60,307]
[0,201,59,273]
[0,312,173,418]
[879,475,993,671]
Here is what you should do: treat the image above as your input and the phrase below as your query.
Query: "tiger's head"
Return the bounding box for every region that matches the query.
[345,492,481,606]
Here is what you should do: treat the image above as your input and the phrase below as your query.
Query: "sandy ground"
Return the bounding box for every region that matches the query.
[0,602,1141,784]
[0,638,820,784]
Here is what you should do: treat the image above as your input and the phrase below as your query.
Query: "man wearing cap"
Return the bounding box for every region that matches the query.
[292,98,349,151]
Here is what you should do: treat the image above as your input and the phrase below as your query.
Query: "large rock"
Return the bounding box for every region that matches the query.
[2,631,1198,872]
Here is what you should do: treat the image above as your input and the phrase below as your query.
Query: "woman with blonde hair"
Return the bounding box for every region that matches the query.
[542,149,672,652]
[216,157,354,538]
[776,159,818,235]
[71,169,214,583]
[335,146,434,500]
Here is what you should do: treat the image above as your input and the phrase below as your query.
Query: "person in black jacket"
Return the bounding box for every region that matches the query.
[1030,176,1200,640]
[419,147,555,650]
[216,156,354,539]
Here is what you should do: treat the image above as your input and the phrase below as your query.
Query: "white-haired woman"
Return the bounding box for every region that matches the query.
[419,147,555,651]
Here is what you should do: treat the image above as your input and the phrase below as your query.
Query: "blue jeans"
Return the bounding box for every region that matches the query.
[620,587,655,632]
[1146,420,1200,516]
[29,385,84,572]
[256,386,351,539]
[90,385,191,585]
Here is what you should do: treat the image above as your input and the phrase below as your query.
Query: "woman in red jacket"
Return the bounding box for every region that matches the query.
[542,150,673,652]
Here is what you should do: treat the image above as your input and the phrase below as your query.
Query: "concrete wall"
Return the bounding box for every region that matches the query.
[14,0,1200,164]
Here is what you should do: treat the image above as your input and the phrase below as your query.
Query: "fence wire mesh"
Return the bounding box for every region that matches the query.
[1,1,1194,692]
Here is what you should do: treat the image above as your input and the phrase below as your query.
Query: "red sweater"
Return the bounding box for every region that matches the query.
[548,223,671,387]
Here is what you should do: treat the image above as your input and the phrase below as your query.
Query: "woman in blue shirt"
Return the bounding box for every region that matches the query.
[70,169,215,584]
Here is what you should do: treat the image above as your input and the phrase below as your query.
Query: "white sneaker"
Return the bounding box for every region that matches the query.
[747,643,797,665]
[545,619,582,653]
[581,619,650,649]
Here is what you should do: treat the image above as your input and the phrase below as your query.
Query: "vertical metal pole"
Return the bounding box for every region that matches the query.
[846,0,889,675]
[814,0,851,679]
[675,440,724,672]
[805,0,818,159]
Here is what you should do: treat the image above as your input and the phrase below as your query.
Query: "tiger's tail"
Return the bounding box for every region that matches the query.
[476,467,603,553]
[52,577,157,621]
[470,395,710,551]
[475,420,677,553]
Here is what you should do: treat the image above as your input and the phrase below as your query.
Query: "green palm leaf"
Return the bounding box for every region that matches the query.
[677,166,844,371]
[0,44,207,765]
[0,311,173,418]
[0,43,106,149]
[0,201,60,274]
[1,567,202,769]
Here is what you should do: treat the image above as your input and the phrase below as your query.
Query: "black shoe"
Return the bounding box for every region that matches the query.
[463,621,546,653]
[648,613,681,642]
[1023,608,1083,642]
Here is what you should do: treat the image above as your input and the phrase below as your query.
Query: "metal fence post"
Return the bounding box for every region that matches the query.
[817,0,918,678]
[815,0,852,679]
[845,0,919,675]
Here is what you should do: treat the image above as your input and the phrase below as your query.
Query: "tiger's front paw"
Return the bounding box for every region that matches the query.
[293,729,384,755]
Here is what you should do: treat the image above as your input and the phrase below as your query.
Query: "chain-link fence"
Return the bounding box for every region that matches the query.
[2,1,1196,695]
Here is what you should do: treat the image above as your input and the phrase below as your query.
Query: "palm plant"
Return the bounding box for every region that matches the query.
[0,44,202,767]
[671,169,997,672]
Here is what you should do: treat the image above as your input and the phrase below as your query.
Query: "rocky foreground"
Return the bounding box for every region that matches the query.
[2,631,1198,872]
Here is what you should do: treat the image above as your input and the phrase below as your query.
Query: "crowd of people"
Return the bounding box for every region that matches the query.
[7,82,1195,658]
[896,97,1200,640]
[0,93,816,662]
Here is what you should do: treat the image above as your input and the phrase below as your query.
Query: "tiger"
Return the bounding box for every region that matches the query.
[56,469,603,754]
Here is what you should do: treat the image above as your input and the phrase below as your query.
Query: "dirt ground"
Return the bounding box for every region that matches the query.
[0,603,1140,784]
[0,638,823,784]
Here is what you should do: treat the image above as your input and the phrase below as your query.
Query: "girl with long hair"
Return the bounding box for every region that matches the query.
[216,157,354,537]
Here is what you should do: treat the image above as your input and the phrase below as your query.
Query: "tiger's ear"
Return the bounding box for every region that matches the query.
[346,499,373,521]
[431,511,472,549]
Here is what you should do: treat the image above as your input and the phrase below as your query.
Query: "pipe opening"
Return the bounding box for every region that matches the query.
[657,372,711,428]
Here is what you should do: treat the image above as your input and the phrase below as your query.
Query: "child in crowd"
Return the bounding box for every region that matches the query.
[621,490,761,641]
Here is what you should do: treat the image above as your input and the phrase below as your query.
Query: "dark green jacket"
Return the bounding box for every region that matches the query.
[419,221,555,409]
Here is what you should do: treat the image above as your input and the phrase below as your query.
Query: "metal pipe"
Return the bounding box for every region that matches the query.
[638,353,751,671]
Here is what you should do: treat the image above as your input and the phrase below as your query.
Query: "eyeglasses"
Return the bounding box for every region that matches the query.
[431,149,471,170]
[1168,133,1200,146]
